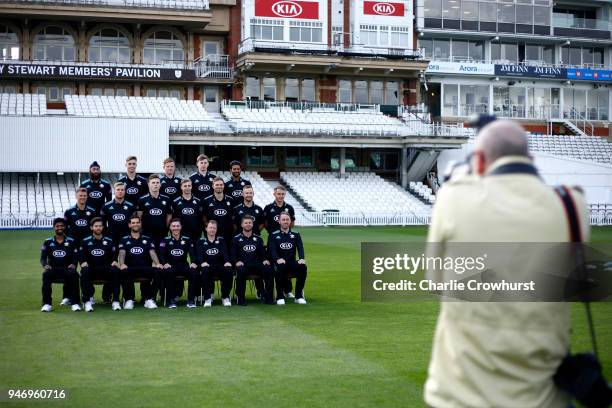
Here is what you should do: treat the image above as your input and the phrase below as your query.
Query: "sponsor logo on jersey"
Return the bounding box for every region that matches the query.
[206,248,219,256]
[182,207,195,215]
[280,242,293,250]
[273,215,280,222]
[91,249,105,256]
[170,249,184,256]
[75,219,88,227]
[232,190,242,197]
[198,184,210,192]
[149,208,163,216]
[126,187,139,195]
[130,247,144,254]
[52,250,67,257]
[89,191,103,199]
[214,208,227,216]
[165,187,177,194]
[243,244,256,252]
[112,213,126,222]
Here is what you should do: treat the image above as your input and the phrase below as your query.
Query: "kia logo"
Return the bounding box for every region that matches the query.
[273,215,280,222]
[89,191,103,199]
[75,219,88,227]
[149,208,163,216]
[280,242,293,250]
[130,247,144,254]
[126,187,138,194]
[243,244,256,252]
[52,250,66,257]
[206,248,219,256]
[214,209,227,216]
[199,184,210,191]
[112,214,126,221]
[91,249,105,256]
[232,190,242,197]
[170,249,184,256]
[165,187,177,194]
[272,0,302,17]
[373,2,395,14]
[182,208,195,215]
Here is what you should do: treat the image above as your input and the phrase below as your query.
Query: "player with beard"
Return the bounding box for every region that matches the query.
[80,161,112,215]
[224,161,251,203]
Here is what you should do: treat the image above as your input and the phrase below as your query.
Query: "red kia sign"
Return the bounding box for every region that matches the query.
[364,1,404,16]
[255,0,319,19]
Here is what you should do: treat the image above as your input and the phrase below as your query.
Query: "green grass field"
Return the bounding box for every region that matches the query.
[0,227,610,407]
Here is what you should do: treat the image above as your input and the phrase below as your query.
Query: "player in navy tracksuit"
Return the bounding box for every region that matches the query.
[231,215,275,306]
[190,154,216,202]
[268,212,308,305]
[117,155,149,206]
[195,220,233,307]
[160,157,182,202]
[117,214,163,310]
[203,177,235,247]
[79,218,121,312]
[64,188,96,246]
[224,160,251,202]
[100,182,135,246]
[79,161,112,215]
[40,218,80,312]
[172,179,203,242]
[158,219,197,308]
[137,175,172,247]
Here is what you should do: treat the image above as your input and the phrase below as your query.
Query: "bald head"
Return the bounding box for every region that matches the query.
[475,120,529,167]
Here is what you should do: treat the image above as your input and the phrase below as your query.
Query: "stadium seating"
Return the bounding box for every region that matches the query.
[64,95,215,132]
[0,93,47,116]
[409,181,435,204]
[528,134,612,164]
[280,172,432,216]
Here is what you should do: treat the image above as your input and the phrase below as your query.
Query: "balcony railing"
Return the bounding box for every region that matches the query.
[425,57,610,71]
[223,99,381,113]
[2,58,189,69]
[2,0,209,10]
[193,55,234,79]
[553,16,611,31]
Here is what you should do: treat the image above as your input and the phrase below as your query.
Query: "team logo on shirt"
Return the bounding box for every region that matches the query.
[206,248,219,256]
[280,242,293,250]
[232,190,242,197]
[91,249,105,256]
[170,249,184,256]
[112,214,126,222]
[243,244,256,252]
[130,247,144,254]
[273,215,280,222]
[89,191,103,199]
[165,187,177,194]
[127,187,139,195]
[149,208,163,216]
[214,209,227,216]
[182,208,195,215]
[199,185,210,192]
[75,219,88,227]
[52,250,66,257]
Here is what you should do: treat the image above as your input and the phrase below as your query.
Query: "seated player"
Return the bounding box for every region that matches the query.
[195,220,233,308]
[79,217,121,312]
[268,213,308,305]
[117,214,163,310]
[158,219,197,309]
[231,215,274,306]
[40,218,80,312]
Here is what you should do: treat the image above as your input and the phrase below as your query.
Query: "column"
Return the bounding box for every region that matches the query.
[400,147,408,189]
[339,147,346,176]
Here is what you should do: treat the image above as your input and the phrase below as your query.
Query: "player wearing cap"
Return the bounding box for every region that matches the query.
[80,161,112,215]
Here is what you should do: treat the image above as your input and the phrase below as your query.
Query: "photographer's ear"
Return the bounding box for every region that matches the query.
[472,150,486,176]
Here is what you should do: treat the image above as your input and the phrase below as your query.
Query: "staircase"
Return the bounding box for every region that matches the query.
[272,179,314,212]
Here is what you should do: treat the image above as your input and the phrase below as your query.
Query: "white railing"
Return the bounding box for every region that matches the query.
[194,54,233,79]
[565,107,595,136]
[3,0,210,10]
[2,58,189,70]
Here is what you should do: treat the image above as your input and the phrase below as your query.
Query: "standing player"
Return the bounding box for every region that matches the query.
[172,179,203,241]
[137,174,172,247]
[100,182,134,245]
[268,213,308,305]
[224,160,251,202]
[160,157,182,202]
[117,214,163,310]
[80,161,112,215]
[195,220,233,308]
[231,215,275,306]
[190,154,216,202]
[264,185,296,298]
[158,219,197,309]
[79,218,121,312]
[40,218,80,312]
[64,188,96,246]
[233,185,265,235]
[118,156,149,206]
[203,177,235,246]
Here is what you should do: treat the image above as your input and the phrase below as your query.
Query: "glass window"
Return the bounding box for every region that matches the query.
[143,31,184,64]
[420,38,433,58]
[302,78,315,102]
[494,43,519,62]
[479,2,496,22]
[33,26,75,61]
[543,45,554,64]
[290,22,323,43]
[170,89,181,99]
[497,3,515,23]
[338,80,352,103]
[385,81,399,105]
[525,44,541,61]
[88,28,131,63]
[285,78,299,101]
[355,81,368,104]
[533,6,550,25]
[452,40,469,61]
[433,39,450,60]
[0,25,20,60]
[159,89,169,98]
[516,5,533,25]
[370,81,383,104]
[286,147,314,167]
[593,48,604,66]
[203,42,219,56]
[49,87,59,101]
[424,0,442,18]
[468,41,484,60]
[443,84,458,116]
[145,89,156,97]
[116,88,127,97]
[360,25,378,46]
[204,87,216,103]
[569,47,581,65]
[247,147,275,166]
[263,77,276,101]
[582,48,594,66]
[103,88,114,97]
[443,0,460,19]
[246,76,260,100]
[462,1,478,20]
[460,85,488,116]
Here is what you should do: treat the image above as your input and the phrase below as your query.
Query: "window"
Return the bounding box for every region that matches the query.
[461,1,478,20]
[370,152,399,171]
[203,41,219,56]
[433,39,450,60]
[204,87,217,103]
[338,80,352,103]
[302,78,315,102]
[285,78,299,101]
[468,40,484,60]
[88,28,130,63]
[533,6,550,25]
[443,84,458,116]
[0,25,19,60]
[420,38,433,58]
[144,87,182,98]
[497,3,515,23]
[247,146,275,166]
[460,85,488,116]
[246,76,260,100]
[479,2,496,22]
[263,77,276,101]
[290,21,323,43]
[379,26,389,46]
[355,81,368,104]
[390,27,409,48]
[250,18,283,41]
[286,147,314,167]
[516,5,533,25]
[143,31,184,64]
[443,0,461,19]
[385,81,399,105]
[35,84,69,102]
[360,25,378,46]
[0,84,16,93]
[116,88,127,97]
[424,0,442,18]
[370,81,383,104]
[491,42,519,62]
[33,26,75,61]
[453,40,469,60]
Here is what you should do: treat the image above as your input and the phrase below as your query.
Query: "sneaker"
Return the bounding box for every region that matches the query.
[168,303,177,309]
[222,298,231,307]
[286,292,295,299]
[112,301,122,311]
[123,300,134,310]
[276,299,285,306]
[89,296,96,305]
[186,303,196,309]
[295,297,307,305]
[41,304,53,312]
[237,298,247,306]
[203,298,212,308]
[144,299,158,309]
[60,298,71,306]
[84,301,93,312]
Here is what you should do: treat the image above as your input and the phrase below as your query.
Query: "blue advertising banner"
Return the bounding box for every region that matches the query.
[566,69,612,82]
[494,64,567,79]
